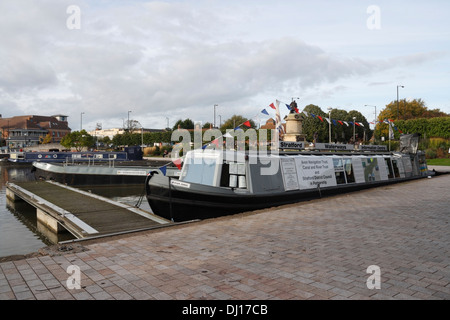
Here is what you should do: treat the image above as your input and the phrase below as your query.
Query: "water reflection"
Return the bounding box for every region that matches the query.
[0,163,50,258]
[0,163,151,258]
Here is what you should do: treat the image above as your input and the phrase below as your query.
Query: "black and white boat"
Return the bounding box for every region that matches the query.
[145,143,432,222]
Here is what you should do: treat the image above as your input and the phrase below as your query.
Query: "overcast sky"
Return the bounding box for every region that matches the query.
[1,0,449,131]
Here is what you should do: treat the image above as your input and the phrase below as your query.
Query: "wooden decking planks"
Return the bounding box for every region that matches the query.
[7,181,170,239]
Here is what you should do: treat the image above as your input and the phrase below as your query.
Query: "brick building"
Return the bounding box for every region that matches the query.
[0,114,71,151]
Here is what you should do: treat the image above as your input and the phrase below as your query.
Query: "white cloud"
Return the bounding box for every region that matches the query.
[0,0,448,130]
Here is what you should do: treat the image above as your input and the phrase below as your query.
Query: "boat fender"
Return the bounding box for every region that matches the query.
[317,183,322,198]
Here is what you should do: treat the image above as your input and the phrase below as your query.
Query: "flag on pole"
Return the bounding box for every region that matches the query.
[275,100,283,133]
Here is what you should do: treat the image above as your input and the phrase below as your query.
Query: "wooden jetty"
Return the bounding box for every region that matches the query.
[6,180,171,241]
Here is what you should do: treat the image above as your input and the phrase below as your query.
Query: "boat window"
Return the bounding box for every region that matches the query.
[391,159,400,178]
[333,158,346,184]
[335,171,347,184]
[182,158,217,186]
[224,162,246,188]
[343,158,355,183]
[220,163,230,187]
[384,158,394,179]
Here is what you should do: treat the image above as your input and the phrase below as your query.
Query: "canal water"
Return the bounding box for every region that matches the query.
[0,163,151,259]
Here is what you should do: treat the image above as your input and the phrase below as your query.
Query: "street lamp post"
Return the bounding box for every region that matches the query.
[214,104,218,128]
[128,111,132,131]
[327,107,332,143]
[397,85,404,120]
[80,112,85,131]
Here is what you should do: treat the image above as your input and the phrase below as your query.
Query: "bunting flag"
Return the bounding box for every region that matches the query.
[269,103,276,110]
[338,120,343,125]
[261,109,269,116]
[348,121,353,126]
[173,158,182,170]
[343,121,349,126]
[159,165,167,176]
[355,122,360,127]
[243,120,251,127]
[285,104,291,111]
[303,111,308,117]
[317,116,324,122]
[325,117,331,124]
[332,119,337,126]
[310,113,316,118]
[212,139,220,147]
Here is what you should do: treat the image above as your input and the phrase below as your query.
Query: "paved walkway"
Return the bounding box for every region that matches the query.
[1,175,449,301]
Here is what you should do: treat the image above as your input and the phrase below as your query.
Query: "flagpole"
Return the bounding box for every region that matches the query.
[389,122,391,152]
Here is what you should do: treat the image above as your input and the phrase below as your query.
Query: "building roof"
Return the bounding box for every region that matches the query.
[0,115,71,131]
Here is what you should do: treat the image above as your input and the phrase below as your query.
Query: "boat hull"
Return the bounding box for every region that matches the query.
[146,172,425,222]
[33,162,178,186]
[34,166,146,186]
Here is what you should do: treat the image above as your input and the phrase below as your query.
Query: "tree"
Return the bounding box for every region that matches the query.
[220,115,256,131]
[375,99,449,139]
[378,98,448,122]
[329,109,351,143]
[60,130,95,151]
[202,122,213,129]
[172,119,194,130]
[41,133,53,144]
[347,110,371,143]
[301,105,371,143]
[301,104,328,143]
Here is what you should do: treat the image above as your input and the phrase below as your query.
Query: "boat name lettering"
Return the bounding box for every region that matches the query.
[171,180,191,188]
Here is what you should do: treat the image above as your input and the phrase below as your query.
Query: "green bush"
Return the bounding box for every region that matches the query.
[425,148,437,159]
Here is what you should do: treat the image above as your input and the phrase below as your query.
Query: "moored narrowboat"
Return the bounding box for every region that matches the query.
[146,147,432,222]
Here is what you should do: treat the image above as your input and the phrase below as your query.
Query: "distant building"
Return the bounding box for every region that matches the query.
[260,118,286,139]
[0,115,71,151]
[87,127,165,140]
[88,128,126,140]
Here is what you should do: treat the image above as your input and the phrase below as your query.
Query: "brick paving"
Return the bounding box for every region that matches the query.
[0,174,449,301]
